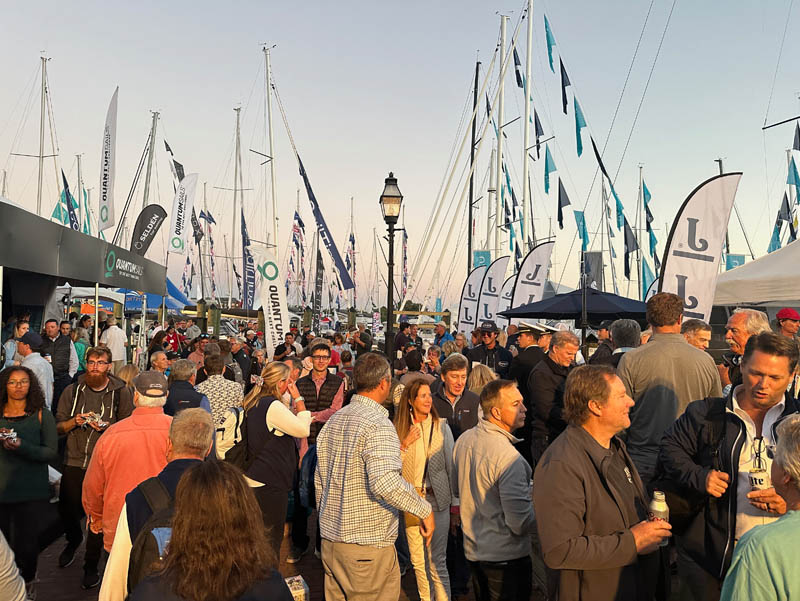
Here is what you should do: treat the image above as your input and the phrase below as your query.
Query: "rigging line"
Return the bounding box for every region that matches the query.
[2,64,39,164]
[612,0,677,183]
[763,0,795,127]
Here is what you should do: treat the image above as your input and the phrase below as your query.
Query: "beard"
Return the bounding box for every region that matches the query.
[84,371,109,389]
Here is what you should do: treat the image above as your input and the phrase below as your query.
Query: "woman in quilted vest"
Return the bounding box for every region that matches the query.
[395,378,457,601]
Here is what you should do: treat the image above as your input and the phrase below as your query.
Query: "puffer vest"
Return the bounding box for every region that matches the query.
[41,334,71,376]
[296,372,342,444]
[401,417,452,509]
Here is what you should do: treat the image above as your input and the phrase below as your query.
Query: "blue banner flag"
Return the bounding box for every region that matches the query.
[544,15,556,72]
[473,250,491,267]
[60,170,81,231]
[649,228,658,258]
[558,178,570,229]
[560,59,571,114]
[513,48,524,88]
[298,155,355,289]
[611,184,624,230]
[725,254,745,270]
[574,97,586,156]
[623,217,638,279]
[544,144,557,194]
[574,210,588,252]
[768,217,782,253]
[788,156,800,188]
[241,210,256,309]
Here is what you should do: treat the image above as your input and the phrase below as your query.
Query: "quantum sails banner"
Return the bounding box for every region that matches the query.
[98,87,118,232]
[250,245,289,359]
[168,174,198,255]
[658,173,742,322]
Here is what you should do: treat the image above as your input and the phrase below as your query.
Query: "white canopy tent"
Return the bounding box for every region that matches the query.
[714,243,800,306]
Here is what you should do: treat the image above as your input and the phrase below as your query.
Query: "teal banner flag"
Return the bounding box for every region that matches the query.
[642,259,655,301]
[725,254,745,270]
[574,97,586,156]
[545,15,556,72]
[544,144,556,194]
[574,210,589,252]
[768,218,782,253]
[788,156,800,188]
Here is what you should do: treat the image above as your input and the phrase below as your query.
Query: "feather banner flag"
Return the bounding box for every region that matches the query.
[574,210,589,252]
[788,156,800,188]
[557,178,571,229]
[649,228,658,258]
[544,144,557,194]
[794,121,800,152]
[574,97,586,156]
[642,259,655,301]
[612,184,624,230]
[643,179,654,231]
[623,217,638,279]
[768,215,782,253]
[544,15,556,72]
[560,59,571,114]
[513,48,524,88]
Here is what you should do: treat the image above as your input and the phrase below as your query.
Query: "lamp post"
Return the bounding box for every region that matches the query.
[379,172,403,368]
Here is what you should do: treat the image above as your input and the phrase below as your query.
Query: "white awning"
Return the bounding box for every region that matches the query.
[714,243,800,306]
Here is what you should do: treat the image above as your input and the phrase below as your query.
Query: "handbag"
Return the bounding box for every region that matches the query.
[403,420,435,528]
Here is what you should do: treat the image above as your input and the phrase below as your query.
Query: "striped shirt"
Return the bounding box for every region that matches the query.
[315,394,431,547]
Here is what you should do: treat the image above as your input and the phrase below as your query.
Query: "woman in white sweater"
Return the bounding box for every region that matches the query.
[395,378,457,601]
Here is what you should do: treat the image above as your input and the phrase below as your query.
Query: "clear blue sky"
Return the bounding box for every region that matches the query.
[1,1,798,309]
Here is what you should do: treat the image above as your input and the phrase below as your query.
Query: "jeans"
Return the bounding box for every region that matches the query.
[406,507,450,601]
[0,499,49,582]
[468,555,532,601]
[395,513,411,572]
[447,526,471,595]
[58,465,103,571]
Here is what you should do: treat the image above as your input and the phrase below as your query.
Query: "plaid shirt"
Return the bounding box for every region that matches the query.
[315,394,431,547]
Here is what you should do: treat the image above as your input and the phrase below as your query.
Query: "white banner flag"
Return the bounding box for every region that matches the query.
[457,265,488,334]
[250,245,290,360]
[510,241,555,325]
[495,276,516,329]
[658,173,742,322]
[168,174,199,255]
[476,256,511,324]
[98,87,118,232]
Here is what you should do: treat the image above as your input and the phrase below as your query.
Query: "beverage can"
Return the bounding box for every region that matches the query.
[748,468,770,491]
[649,490,670,547]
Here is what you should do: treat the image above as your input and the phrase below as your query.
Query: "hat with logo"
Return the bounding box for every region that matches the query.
[479,320,499,333]
[598,320,614,331]
[777,308,800,321]
[16,331,43,349]
[133,371,169,398]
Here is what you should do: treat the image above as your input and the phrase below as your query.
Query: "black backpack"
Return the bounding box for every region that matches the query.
[127,478,174,593]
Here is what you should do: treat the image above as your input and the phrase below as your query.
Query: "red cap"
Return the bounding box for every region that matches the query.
[257,331,264,336]
[777,308,800,321]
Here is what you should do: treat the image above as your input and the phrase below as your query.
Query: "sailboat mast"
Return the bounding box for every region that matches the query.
[494,15,508,259]
[468,59,479,271]
[487,145,496,252]
[521,0,534,250]
[198,182,207,300]
[602,181,619,295]
[37,56,47,217]
[141,111,159,212]
[350,197,356,310]
[231,106,242,307]
[263,46,279,258]
[224,234,233,308]
[637,165,644,300]
[1,170,7,197]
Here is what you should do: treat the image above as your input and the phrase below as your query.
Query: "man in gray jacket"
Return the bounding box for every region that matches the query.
[453,378,534,600]
[617,292,722,487]
[534,364,672,601]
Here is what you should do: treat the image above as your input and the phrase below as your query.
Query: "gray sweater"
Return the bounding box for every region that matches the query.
[453,419,534,561]
[616,332,722,479]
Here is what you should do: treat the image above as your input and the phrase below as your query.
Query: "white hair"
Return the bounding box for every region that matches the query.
[135,392,167,408]
[776,415,800,494]
[732,308,771,336]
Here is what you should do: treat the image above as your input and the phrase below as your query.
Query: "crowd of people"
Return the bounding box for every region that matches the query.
[2,298,800,600]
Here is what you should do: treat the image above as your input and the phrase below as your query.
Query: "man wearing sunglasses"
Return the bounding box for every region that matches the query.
[54,346,135,588]
[658,332,800,600]
[467,321,513,379]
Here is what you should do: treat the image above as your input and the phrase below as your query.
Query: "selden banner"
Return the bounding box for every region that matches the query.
[130,204,167,256]
[658,173,742,322]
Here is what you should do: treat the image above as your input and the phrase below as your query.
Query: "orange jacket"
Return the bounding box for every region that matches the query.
[82,406,172,551]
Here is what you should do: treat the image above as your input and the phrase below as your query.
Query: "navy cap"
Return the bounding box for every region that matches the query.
[16,331,43,349]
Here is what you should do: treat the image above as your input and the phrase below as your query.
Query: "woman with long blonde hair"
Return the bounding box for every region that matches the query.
[240,361,312,558]
[394,378,456,601]
[467,363,497,395]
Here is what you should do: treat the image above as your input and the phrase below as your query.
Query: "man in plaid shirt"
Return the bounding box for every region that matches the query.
[315,352,434,600]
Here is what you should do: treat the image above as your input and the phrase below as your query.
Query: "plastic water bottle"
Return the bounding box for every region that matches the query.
[648,491,670,547]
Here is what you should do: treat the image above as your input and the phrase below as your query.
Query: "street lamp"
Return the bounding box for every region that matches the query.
[380,172,403,367]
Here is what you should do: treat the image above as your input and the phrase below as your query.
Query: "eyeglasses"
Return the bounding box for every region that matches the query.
[86,361,110,367]
[481,332,495,338]
[753,437,775,469]
[8,380,30,387]
[312,355,331,360]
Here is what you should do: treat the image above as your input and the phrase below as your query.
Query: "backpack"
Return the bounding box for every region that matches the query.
[216,406,248,465]
[127,478,174,593]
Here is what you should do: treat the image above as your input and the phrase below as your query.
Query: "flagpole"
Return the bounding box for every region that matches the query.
[637,165,644,300]
[521,0,534,250]
[263,46,279,263]
[232,107,242,307]
[198,183,207,300]
[141,111,159,215]
[224,234,233,308]
[494,15,508,260]
[603,181,619,295]
[487,145,496,254]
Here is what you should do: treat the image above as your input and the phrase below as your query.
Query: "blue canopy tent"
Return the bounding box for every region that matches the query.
[119,278,189,314]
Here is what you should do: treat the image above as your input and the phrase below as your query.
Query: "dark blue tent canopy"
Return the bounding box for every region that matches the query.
[499,287,646,323]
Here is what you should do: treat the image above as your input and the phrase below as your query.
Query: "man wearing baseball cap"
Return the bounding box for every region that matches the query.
[468,321,513,379]
[509,322,547,466]
[776,308,800,340]
[81,370,172,585]
[587,320,614,365]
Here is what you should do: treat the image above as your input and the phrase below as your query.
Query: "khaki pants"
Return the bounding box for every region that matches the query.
[407,507,450,601]
[321,539,400,601]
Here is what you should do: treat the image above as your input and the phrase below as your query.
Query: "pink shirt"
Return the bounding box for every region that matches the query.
[82,407,172,550]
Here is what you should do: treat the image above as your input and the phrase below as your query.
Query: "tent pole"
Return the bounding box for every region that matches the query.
[94,284,99,346]
[0,266,4,335]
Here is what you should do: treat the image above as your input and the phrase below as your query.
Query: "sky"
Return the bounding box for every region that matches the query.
[2,1,800,311]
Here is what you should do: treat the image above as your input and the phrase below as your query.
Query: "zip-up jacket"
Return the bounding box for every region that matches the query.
[656,390,800,580]
[466,343,513,378]
[432,386,480,440]
[55,374,135,469]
